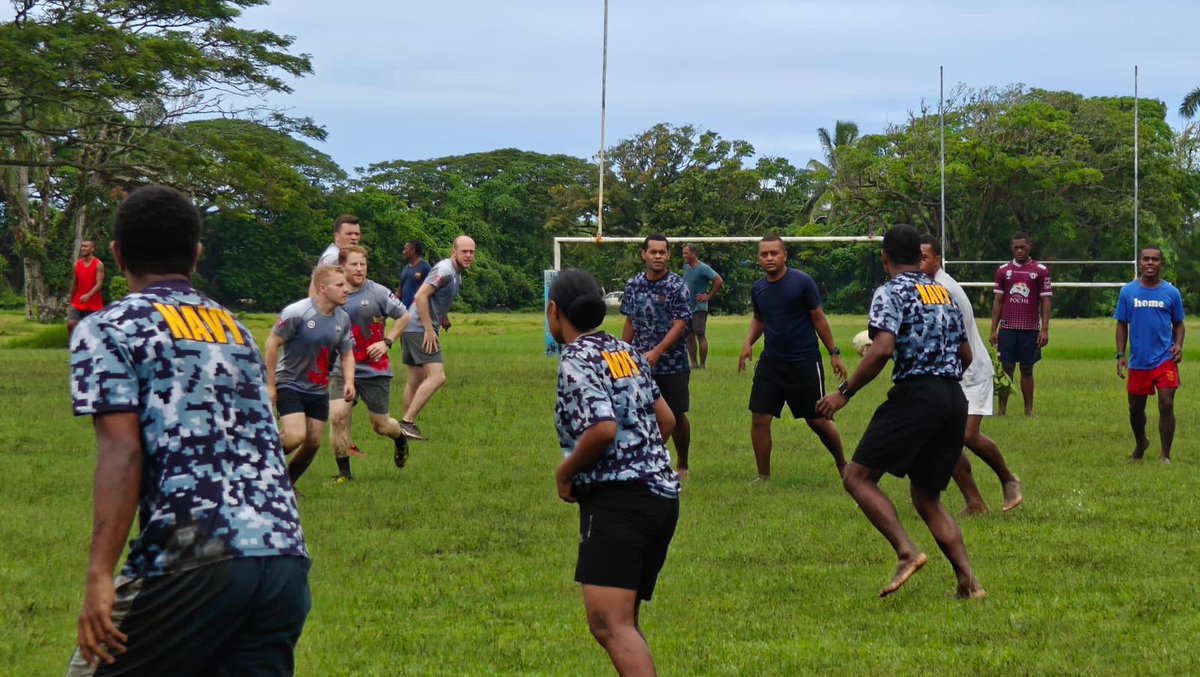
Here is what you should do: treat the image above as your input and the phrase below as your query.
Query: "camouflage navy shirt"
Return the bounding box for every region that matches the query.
[333,280,407,381]
[555,333,681,499]
[272,299,353,395]
[868,271,967,382]
[70,280,308,579]
[620,272,692,375]
[404,258,461,336]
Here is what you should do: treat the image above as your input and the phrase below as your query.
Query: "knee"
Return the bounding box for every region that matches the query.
[370,417,392,435]
[303,435,322,453]
[586,609,615,646]
[1159,399,1175,416]
[1019,366,1034,378]
[330,411,349,429]
[427,371,446,388]
[751,416,772,432]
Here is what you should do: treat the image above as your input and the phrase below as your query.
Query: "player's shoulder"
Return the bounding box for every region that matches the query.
[1032,260,1049,272]
[624,272,646,290]
[279,298,315,321]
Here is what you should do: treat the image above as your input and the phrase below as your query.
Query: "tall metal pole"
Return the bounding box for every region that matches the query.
[939,66,946,263]
[1133,65,1139,276]
[597,0,608,240]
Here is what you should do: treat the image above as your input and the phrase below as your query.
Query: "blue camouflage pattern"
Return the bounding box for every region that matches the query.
[868,271,967,382]
[70,280,308,579]
[555,333,680,499]
[620,272,692,375]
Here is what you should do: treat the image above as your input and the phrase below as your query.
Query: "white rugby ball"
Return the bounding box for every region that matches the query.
[852,330,873,356]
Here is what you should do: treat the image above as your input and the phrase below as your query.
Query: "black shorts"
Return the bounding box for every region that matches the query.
[276,387,330,422]
[749,356,825,419]
[853,377,968,493]
[66,557,310,677]
[998,328,1040,366]
[574,483,679,601]
[653,371,690,417]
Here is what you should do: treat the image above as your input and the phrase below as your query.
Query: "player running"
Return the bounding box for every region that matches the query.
[329,246,411,483]
[549,268,680,676]
[266,265,355,485]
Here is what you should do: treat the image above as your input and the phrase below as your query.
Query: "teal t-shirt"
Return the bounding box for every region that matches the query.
[682,262,719,312]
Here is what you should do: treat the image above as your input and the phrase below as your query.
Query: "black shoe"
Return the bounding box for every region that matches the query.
[394,434,410,468]
[398,420,426,441]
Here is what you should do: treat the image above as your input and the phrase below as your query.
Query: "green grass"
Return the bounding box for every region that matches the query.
[2,310,1199,675]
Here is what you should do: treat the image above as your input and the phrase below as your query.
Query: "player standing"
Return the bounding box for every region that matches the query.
[738,236,847,481]
[67,186,309,675]
[318,215,361,266]
[549,268,680,676]
[329,246,411,483]
[266,265,355,485]
[622,235,693,478]
[920,235,1022,513]
[1115,246,1186,463]
[681,243,724,370]
[989,232,1052,416]
[68,240,105,336]
[817,225,984,599]
[397,240,431,307]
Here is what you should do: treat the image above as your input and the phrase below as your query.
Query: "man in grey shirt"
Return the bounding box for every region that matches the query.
[398,235,476,441]
[318,215,361,266]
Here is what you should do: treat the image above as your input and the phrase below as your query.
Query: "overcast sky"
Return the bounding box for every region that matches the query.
[124,2,1200,171]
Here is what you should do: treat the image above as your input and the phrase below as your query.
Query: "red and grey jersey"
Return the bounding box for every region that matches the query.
[335,280,407,380]
[272,299,353,395]
[994,260,1052,332]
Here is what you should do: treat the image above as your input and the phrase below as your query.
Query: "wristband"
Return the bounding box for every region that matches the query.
[838,380,855,400]
[384,337,394,349]
[1115,352,1124,359]
[829,347,841,357]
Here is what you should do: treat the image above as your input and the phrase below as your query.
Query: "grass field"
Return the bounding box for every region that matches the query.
[2,310,1199,675]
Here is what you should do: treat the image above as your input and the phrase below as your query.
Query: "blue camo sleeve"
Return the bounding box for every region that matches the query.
[671,278,693,322]
[560,355,615,435]
[70,318,139,416]
[619,279,634,316]
[868,285,902,335]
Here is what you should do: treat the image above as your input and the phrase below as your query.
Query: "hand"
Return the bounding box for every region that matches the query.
[441,315,452,330]
[1116,357,1127,379]
[80,292,93,303]
[555,467,576,503]
[815,392,848,419]
[1171,343,1183,363]
[343,383,356,402]
[989,331,999,347]
[267,385,277,408]
[1037,329,1049,348]
[830,354,847,381]
[644,350,661,368]
[695,293,710,303]
[366,340,388,361]
[422,332,440,354]
[77,575,128,669]
[738,344,752,373]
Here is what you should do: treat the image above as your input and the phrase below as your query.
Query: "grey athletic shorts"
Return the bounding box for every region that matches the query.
[330,373,392,415]
[401,332,443,366]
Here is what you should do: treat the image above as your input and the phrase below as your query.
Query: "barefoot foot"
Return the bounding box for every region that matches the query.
[959,504,989,517]
[1001,477,1023,512]
[880,553,928,597]
[1128,438,1150,462]
[956,583,987,600]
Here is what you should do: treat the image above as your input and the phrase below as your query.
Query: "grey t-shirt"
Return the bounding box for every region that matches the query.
[272,299,353,395]
[333,280,407,380]
[317,243,339,267]
[403,259,461,335]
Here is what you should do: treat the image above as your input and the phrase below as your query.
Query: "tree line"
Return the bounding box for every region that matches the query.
[3,2,1198,320]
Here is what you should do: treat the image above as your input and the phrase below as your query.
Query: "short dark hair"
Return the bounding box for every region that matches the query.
[683,243,697,255]
[334,214,360,233]
[883,224,921,265]
[641,234,668,252]
[919,233,942,256]
[406,240,424,257]
[114,185,201,276]
[758,235,787,253]
[1140,245,1164,258]
[1011,231,1031,243]
[549,268,606,331]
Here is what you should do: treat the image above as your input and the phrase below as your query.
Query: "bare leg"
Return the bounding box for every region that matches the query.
[287,419,326,484]
[686,333,699,369]
[278,413,308,456]
[673,413,690,473]
[698,334,709,369]
[403,365,425,414]
[751,413,773,479]
[842,463,925,596]
[962,415,1021,511]
[369,411,403,439]
[1128,393,1150,461]
[1158,388,1176,462]
[330,399,354,459]
[582,585,657,676]
[998,362,1016,416]
[1019,364,1035,416]
[403,362,446,423]
[952,453,988,515]
[805,417,847,477]
[910,483,984,599]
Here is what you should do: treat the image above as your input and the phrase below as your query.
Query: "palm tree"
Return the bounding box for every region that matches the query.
[804,120,860,223]
[1181,87,1200,119]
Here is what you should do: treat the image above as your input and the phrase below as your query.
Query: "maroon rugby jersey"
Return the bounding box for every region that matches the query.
[993,260,1052,331]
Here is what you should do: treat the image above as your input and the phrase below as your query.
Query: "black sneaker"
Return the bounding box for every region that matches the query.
[393,434,410,468]
[398,420,426,441]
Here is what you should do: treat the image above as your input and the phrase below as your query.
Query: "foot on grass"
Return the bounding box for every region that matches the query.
[956,582,987,600]
[1001,477,1023,512]
[677,467,690,480]
[1160,455,1172,465]
[750,475,770,485]
[1128,438,1150,462]
[959,503,989,517]
[880,552,928,598]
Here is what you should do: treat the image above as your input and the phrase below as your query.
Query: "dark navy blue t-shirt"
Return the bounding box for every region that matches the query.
[750,268,822,361]
[399,259,432,307]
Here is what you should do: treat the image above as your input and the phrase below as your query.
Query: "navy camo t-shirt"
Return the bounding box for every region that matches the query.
[555,333,681,499]
[868,271,967,382]
[620,272,692,375]
[70,280,308,579]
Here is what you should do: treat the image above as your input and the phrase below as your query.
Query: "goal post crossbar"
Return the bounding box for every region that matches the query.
[552,236,1133,289]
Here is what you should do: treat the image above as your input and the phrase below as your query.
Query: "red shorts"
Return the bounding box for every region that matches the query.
[1127,360,1180,396]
